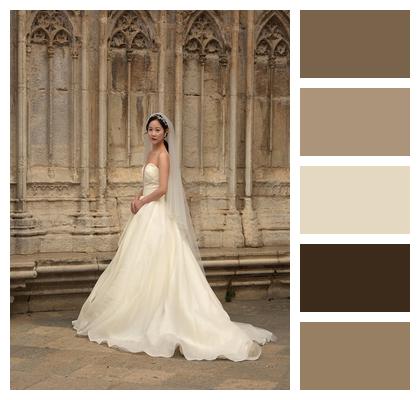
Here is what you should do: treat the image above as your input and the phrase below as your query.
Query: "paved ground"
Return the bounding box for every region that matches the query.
[10,298,289,390]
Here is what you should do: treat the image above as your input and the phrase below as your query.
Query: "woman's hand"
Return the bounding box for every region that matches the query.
[130,196,144,214]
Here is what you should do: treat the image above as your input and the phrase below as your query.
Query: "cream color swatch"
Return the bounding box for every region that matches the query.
[300,166,410,233]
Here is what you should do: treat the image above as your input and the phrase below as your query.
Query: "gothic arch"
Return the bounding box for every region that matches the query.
[28,11,76,48]
[256,10,289,39]
[183,11,229,61]
[25,10,81,179]
[181,10,230,172]
[253,10,290,169]
[255,11,289,64]
[108,10,157,52]
[106,11,159,168]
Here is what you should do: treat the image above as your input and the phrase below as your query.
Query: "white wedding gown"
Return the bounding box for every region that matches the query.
[72,162,275,361]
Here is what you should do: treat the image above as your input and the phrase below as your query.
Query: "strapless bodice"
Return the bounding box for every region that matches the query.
[142,163,162,196]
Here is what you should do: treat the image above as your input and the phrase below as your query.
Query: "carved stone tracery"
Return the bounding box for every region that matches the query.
[31,184,70,195]
[184,12,227,61]
[108,11,157,168]
[255,14,289,65]
[110,11,154,51]
[27,11,80,179]
[30,11,74,47]
[182,12,229,174]
[254,13,289,167]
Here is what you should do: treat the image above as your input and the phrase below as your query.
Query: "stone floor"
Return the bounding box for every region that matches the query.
[10,298,289,390]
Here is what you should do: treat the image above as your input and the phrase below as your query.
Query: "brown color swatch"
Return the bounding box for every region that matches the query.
[300,88,410,156]
[300,322,410,389]
[300,10,410,77]
[300,244,410,312]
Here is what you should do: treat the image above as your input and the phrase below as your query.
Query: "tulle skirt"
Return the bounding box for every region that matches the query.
[72,196,275,361]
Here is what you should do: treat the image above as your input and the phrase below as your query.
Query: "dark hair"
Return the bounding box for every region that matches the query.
[146,114,169,131]
[146,114,169,153]
[163,139,169,152]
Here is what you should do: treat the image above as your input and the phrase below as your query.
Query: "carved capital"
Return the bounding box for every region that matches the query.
[199,53,206,65]
[219,53,228,67]
[126,47,134,62]
[47,44,55,58]
[71,36,81,58]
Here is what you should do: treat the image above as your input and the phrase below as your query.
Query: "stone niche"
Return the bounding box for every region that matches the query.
[10,10,289,310]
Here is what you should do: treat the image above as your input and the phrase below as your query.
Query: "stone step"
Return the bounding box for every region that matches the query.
[10,247,290,313]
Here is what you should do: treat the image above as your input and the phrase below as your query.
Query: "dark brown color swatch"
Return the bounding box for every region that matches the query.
[300,244,410,312]
[300,10,410,77]
[300,322,410,389]
[300,88,410,156]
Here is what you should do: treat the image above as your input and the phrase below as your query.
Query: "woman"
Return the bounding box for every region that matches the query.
[72,112,276,361]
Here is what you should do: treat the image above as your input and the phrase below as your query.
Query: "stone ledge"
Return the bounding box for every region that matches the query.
[11,245,290,264]
[11,246,290,313]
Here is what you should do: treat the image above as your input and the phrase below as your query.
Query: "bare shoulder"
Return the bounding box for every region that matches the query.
[158,149,170,170]
[159,149,170,164]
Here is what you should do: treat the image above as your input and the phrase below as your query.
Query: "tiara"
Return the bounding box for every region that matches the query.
[147,112,168,129]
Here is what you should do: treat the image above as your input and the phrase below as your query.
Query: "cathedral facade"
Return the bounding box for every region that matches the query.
[10,10,290,310]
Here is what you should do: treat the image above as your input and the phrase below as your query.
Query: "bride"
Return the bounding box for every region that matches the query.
[72,112,276,361]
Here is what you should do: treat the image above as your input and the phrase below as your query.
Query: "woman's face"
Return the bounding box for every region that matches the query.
[147,119,166,145]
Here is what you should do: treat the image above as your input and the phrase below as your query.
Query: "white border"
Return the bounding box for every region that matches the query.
[2,0,419,399]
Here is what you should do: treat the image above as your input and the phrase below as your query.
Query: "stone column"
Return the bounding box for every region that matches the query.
[199,54,205,174]
[11,10,45,255]
[47,43,55,178]
[70,37,80,180]
[245,11,255,201]
[219,55,228,172]
[16,10,27,214]
[268,56,275,166]
[73,11,119,252]
[224,10,244,247]
[242,10,262,247]
[228,11,239,209]
[174,11,183,165]
[126,48,133,166]
[97,10,108,213]
[158,10,167,112]
[79,10,89,214]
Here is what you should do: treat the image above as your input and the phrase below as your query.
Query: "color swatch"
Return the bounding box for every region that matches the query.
[299,9,411,391]
[300,166,410,234]
[300,322,410,389]
[300,88,410,156]
[300,10,410,78]
[300,244,410,312]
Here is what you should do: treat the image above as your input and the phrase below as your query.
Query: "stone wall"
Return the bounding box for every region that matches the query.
[10,10,290,256]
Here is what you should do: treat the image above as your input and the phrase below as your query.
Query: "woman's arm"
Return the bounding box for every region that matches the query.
[135,188,143,199]
[136,151,170,209]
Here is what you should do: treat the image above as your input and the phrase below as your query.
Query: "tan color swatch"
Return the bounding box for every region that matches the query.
[301,88,410,156]
[300,322,410,389]
[300,166,410,233]
[301,10,410,77]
